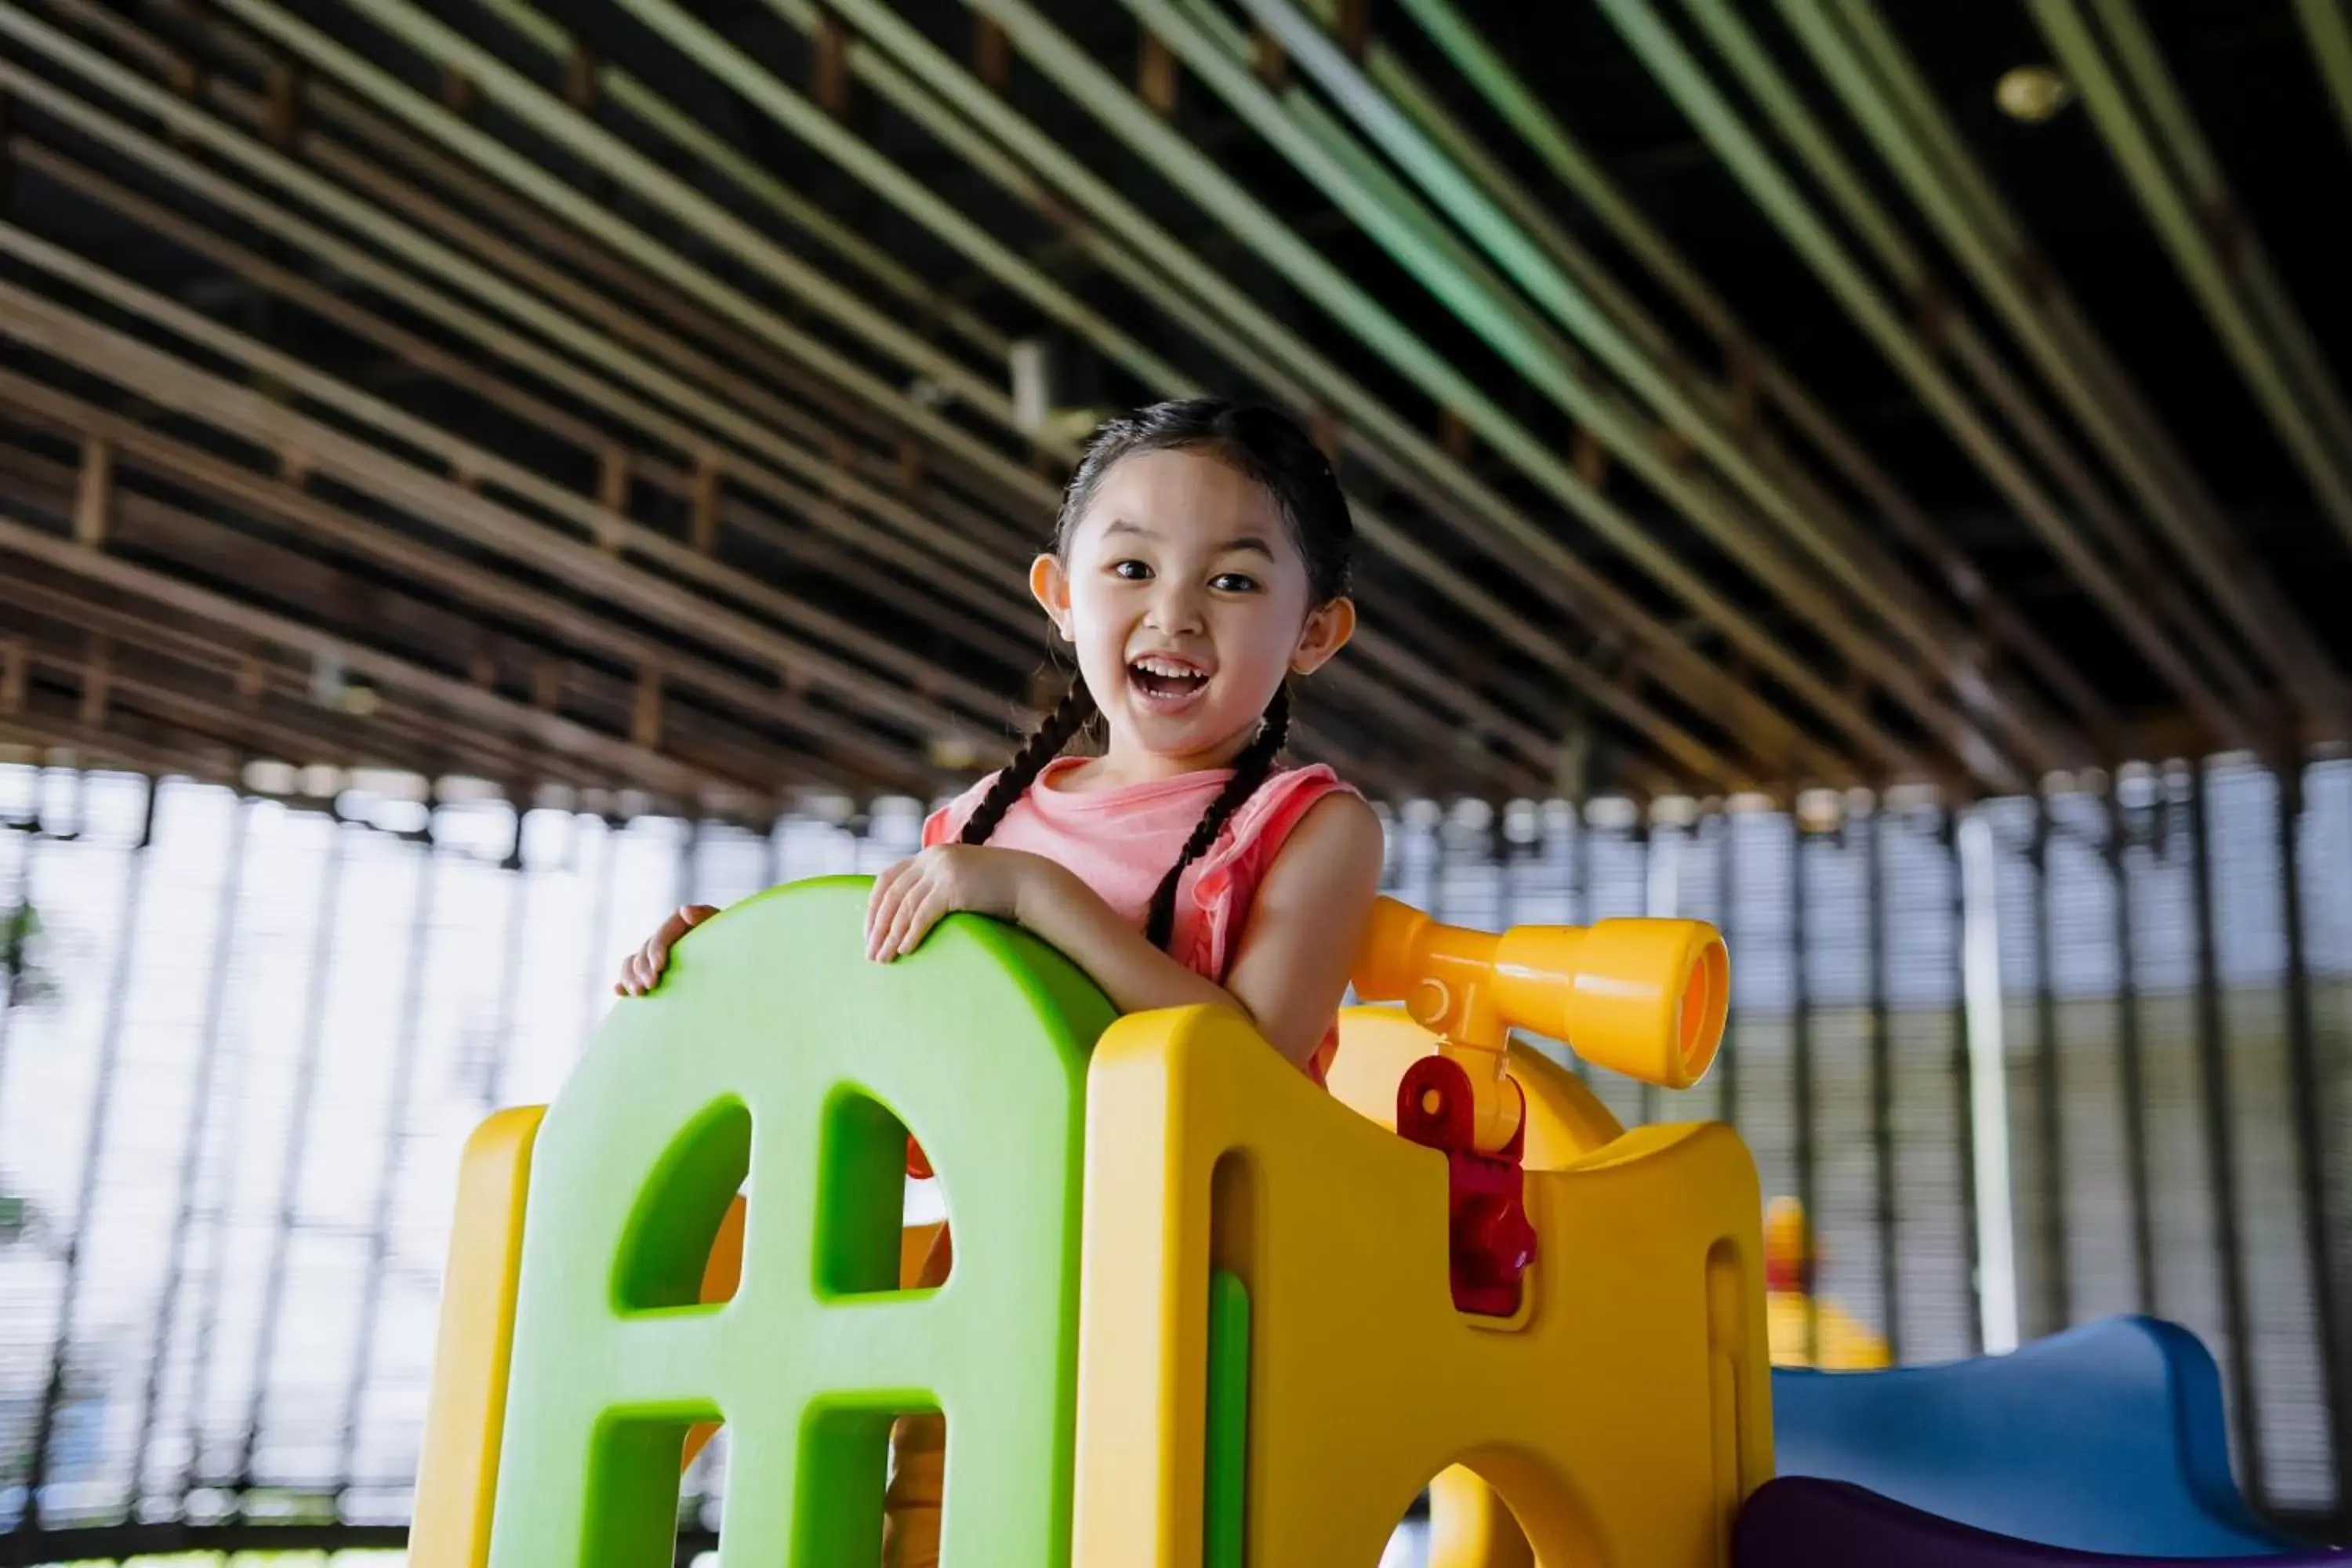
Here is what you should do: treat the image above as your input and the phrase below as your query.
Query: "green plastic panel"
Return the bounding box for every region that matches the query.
[485,877,1114,1566]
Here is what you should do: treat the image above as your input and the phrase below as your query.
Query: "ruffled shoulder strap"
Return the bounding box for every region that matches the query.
[1218,764,1355,874]
[1184,764,1363,977]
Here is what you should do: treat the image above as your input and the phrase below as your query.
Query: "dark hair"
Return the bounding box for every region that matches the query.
[960,397,1354,949]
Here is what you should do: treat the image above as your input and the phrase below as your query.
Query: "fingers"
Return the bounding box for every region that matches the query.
[876,874,948,963]
[866,853,966,962]
[890,887,949,960]
[656,903,709,949]
[619,869,950,985]
[865,858,920,961]
[875,880,919,961]
[866,859,912,929]
[615,939,658,998]
[616,904,724,997]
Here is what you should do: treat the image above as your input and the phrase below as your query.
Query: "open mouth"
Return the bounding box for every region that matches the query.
[1128,655,1210,706]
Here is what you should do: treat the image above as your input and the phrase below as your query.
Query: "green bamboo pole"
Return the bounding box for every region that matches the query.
[1800,0,2336,714]
[2044,0,2352,547]
[2300,0,2352,158]
[714,0,1862,784]
[1131,0,2014,789]
[1679,0,2266,717]
[1226,0,2068,780]
[1325,0,2113,742]
[585,0,1756,785]
[1594,0,2247,752]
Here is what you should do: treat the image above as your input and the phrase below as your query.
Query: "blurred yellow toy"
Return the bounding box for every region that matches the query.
[408,881,1769,1566]
[1762,1196,1892,1370]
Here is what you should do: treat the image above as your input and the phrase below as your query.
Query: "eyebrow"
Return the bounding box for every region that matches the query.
[1102,519,1277,557]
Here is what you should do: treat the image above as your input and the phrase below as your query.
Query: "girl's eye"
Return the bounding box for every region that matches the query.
[1210,572,1259,593]
[1110,559,1153,581]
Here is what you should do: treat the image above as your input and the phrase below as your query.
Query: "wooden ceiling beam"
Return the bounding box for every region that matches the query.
[0,511,750,808]
[318,0,1816,789]
[17,0,1046,549]
[0,389,942,790]
[0,568,865,818]
[0,459,936,805]
[6,135,1044,677]
[2,621,598,800]
[0,61,1524,799]
[213,0,1055,500]
[1,710,255,789]
[0,270,999,742]
[2,0,1907,797]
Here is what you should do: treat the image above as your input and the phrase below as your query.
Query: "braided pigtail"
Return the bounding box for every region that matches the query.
[1142,683,1294,951]
[960,676,1097,845]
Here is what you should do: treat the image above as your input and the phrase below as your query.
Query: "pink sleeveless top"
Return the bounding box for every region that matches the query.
[923,757,1359,1083]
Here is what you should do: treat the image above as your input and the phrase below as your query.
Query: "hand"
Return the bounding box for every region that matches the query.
[614,903,720,996]
[864,845,1047,962]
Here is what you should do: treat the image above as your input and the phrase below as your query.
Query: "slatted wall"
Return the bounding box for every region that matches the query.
[2,756,2347,1554]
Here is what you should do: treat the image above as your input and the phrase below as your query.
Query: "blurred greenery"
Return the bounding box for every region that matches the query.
[2,897,57,1010]
[0,897,49,1255]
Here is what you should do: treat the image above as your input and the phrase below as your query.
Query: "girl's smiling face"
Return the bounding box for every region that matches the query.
[1031,447,1353,779]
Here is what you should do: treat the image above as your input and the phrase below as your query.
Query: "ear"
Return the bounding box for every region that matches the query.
[1290,596,1356,676]
[1029,554,1073,642]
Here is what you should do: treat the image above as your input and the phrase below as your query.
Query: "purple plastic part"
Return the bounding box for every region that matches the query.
[1737,1479,2352,1568]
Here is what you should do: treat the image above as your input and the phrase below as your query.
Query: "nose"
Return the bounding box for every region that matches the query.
[1143,577,1207,636]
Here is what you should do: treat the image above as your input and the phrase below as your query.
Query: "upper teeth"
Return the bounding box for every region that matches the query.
[1134,659,1195,677]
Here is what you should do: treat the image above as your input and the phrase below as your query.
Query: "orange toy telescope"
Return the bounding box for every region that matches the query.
[1351,897,1731,1156]
[912,897,1732,1189]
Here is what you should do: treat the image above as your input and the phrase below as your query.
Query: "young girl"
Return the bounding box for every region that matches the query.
[612,397,1385,1563]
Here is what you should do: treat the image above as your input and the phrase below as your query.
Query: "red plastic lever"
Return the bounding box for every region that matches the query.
[1396,1054,1536,1317]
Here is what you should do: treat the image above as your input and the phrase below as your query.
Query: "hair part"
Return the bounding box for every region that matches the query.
[960,397,1351,955]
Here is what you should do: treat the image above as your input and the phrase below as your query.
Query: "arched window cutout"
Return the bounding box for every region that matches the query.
[613,1096,751,1313]
[816,1087,952,1298]
[1395,1465,1535,1567]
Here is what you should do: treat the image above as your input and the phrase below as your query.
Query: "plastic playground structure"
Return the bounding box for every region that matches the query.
[405,876,2341,1565]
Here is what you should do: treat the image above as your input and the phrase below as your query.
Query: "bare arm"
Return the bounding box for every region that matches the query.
[1006,864,1238,1015]
[1210,793,1385,1066]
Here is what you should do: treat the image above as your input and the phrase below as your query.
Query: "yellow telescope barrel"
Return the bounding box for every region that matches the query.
[1351,897,1730,1091]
